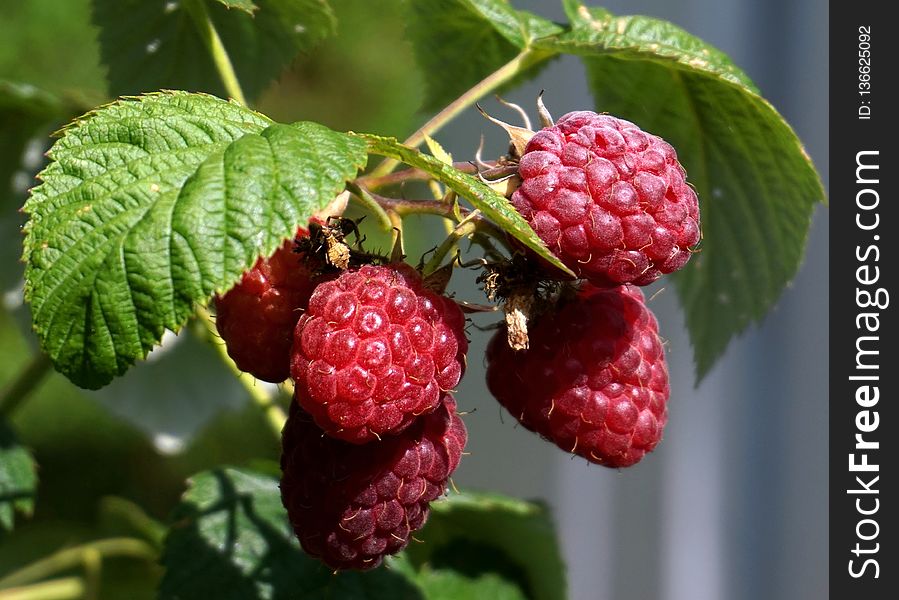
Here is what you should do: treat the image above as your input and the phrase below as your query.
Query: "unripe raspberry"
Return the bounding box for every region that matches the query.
[486,284,669,468]
[291,264,468,443]
[512,111,700,286]
[280,394,467,571]
[215,230,315,383]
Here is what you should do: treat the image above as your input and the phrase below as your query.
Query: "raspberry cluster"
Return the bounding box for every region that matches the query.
[217,246,470,571]
[212,106,695,572]
[511,111,700,286]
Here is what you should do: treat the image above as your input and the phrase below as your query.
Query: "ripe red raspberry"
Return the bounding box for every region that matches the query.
[486,284,669,468]
[215,230,316,383]
[280,394,467,571]
[291,263,468,443]
[512,111,700,286]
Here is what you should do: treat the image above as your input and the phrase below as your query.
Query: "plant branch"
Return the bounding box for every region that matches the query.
[184,0,248,105]
[346,182,392,232]
[0,353,53,418]
[423,212,480,275]
[368,48,550,178]
[0,539,155,589]
[195,307,287,437]
[357,161,484,190]
[360,190,508,248]
[0,577,85,600]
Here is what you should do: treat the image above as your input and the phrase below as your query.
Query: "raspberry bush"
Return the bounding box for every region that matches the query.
[1,0,823,597]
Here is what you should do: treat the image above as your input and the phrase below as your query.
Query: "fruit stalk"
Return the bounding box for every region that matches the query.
[368,48,553,178]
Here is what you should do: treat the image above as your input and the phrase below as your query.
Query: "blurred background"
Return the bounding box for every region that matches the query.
[0,0,827,599]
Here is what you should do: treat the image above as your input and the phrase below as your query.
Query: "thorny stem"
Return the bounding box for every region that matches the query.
[388,211,405,261]
[0,353,52,418]
[184,0,248,106]
[359,190,508,246]
[368,48,551,178]
[196,307,287,437]
[0,538,156,590]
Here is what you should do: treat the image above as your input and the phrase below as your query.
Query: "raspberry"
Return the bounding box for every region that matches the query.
[511,111,700,286]
[280,394,467,570]
[215,230,316,383]
[486,284,669,468]
[291,263,468,443]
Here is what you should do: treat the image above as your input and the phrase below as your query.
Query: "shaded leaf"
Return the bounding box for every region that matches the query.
[361,134,574,277]
[214,0,259,14]
[0,0,106,99]
[160,468,424,600]
[401,491,567,600]
[0,419,37,531]
[543,2,825,378]
[403,0,560,110]
[92,0,336,101]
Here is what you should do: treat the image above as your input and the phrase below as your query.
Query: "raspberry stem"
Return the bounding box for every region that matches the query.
[0,352,52,418]
[423,212,480,276]
[196,307,287,437]
[356,161,484,190]
[0,538,156,589]
[183,0,248,106]
[346,182,393,232]
[367,48,553,178]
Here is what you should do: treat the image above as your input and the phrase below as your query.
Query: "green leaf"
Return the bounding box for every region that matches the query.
[539,4,756,90]
[213,0,259,14]
[160,468,424,600]
[403,0,561,110]
[0,419,37,531]
[23,91,365,389]
[92,0,336,101]
[361,134,574,277]
[545,3,825,379]
[401,491,567,600]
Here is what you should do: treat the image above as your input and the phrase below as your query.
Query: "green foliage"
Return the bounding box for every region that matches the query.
[92,0,336,101]
[23,92,365,389]
[546,2,825,377]
[0,0,106,99]
[0,419,37,531]
[401,491,567,600]
[362,134,574,277]
[161,469,566,600]
[160,468,423,600]
[214,0,260,14]
[404,0,560,110]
